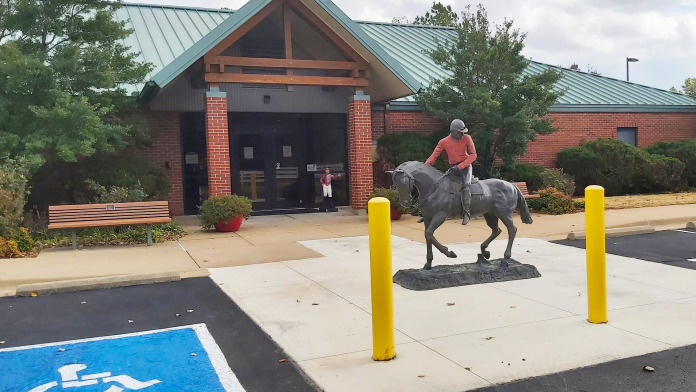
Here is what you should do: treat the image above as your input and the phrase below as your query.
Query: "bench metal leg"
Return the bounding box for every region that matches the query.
[71,229,77,250]
[147,225,153,246]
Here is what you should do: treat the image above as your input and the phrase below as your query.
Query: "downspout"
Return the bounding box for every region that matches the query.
[384,102,390,134]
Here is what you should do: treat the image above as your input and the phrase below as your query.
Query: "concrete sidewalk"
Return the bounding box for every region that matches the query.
[2,203,696,391]
[1,204,695,297]
[209,236,696,391]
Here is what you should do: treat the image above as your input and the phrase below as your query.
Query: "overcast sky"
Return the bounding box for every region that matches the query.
[124,0,696,92]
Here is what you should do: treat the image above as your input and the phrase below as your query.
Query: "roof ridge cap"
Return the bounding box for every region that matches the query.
[120,2,235,13]
[356,20,456,29]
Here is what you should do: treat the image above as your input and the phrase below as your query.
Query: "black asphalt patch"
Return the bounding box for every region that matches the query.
[0,277,319,392]
[469,343,696,392]
[555,228,696,269]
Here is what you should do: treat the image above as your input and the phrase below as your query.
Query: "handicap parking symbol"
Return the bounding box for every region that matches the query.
[0,324,245,392]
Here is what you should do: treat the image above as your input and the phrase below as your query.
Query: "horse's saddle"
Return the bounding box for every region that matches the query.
[445,170,483,195]
[450,180,485,196]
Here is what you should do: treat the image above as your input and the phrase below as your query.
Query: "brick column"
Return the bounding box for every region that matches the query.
[141,110,184,215]
[348,92,373,211]
[205,85,232,196]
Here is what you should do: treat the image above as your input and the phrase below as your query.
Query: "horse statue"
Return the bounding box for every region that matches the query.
[390,161,533,270]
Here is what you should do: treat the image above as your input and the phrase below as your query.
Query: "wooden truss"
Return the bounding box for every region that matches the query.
[203,0,369,87]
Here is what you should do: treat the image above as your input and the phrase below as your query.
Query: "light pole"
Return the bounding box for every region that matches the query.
[626,57,638,81]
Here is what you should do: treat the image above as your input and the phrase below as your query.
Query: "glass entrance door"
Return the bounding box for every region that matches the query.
[233,126,305,211]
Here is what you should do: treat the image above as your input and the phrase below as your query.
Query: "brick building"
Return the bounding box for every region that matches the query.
[117,1,696,216]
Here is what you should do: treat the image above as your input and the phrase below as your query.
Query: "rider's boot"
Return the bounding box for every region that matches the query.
[461,187,471,225]
[319,196,328,212]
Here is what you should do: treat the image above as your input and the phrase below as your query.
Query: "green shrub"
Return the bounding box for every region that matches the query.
[540,168,576,195]
[377,132,433,167]
[499,163,545,191]
[198,195,253,230]
[12,227,35,253]
[369,187,405,212]
[27,150,171,209]
[84,179,148,203]
[527,187,584,214]
[0,158,30,237]
[646,140,696,187]
[557,138,686,195]
[33,223,185,248]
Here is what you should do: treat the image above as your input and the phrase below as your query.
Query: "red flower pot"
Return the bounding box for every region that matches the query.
[390,207,402,220]
[214,215,244,232]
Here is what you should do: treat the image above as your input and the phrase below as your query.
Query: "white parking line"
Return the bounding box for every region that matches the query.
[674,229,696,234]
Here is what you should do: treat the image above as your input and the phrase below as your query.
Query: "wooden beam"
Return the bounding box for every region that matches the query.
[284,4,292,60]
[205,73,369,87]
[284,3,294,91]
[208,56,364,71]
[204,0,284,60]
[286,0,368,66]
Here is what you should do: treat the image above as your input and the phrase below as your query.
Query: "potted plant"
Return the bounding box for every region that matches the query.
[368,187,406,220]
[198,194,253,232]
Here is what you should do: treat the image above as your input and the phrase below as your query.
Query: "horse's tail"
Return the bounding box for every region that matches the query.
[515,186,534,224]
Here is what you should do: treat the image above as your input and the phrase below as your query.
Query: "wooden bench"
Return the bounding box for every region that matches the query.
[48,201,172,249]
[513,182,539,199]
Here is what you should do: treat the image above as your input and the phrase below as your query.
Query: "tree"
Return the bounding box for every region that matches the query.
[0,0,151,170]
[413,2,459,27]
[682,78,696,98]
[415,5,563,178]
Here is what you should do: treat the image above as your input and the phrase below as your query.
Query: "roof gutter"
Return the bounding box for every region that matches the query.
[548,104,696,113]
[138,80,160,103]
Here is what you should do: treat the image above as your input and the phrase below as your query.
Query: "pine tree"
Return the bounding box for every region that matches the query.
[0,0,151,170]
[415,5,563,177]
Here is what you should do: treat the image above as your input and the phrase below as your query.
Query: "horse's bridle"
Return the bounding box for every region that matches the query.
[393,169,414,192]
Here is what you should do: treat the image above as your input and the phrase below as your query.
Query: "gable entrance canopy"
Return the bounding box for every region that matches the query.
[137,0,421,103]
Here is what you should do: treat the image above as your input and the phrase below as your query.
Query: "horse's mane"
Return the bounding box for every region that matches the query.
[398,161,444,178]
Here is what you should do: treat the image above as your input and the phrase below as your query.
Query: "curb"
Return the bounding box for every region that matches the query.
[15,272,182,297]
[567,225,655,241]
[606,216,696,229]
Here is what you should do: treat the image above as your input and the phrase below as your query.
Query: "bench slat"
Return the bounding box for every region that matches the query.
[49,201,169,211]
[50,214,170,224]
[48,217,171,230]
[50,208,169,219]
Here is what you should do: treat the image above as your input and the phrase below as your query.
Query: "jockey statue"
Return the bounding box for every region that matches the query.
[425,119,477,225]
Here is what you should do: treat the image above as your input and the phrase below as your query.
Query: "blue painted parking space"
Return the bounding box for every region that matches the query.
[1,324,244,392]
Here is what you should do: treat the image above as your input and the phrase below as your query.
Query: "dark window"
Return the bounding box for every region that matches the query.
[617,127,637,146]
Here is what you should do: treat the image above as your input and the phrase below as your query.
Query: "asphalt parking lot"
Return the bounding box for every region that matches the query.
[555,228,696,269]
[0,278,319,392]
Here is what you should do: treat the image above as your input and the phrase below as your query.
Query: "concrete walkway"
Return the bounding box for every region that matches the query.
[1,203,696,390]
[1,204,695,297]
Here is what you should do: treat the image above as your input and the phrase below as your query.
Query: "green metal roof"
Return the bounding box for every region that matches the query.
[359,21,696,110]
[117,3,696,110]
[114,3,234,93]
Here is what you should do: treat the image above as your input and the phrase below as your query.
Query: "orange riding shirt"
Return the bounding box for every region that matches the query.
[425,134,477,170]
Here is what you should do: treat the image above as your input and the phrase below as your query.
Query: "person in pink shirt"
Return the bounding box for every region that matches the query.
[319,167,341,212]
[425,119,478,225]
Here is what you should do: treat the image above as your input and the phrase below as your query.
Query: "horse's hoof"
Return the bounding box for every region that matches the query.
[447,250,457,258]
[482,250,490,259]
[500,259,509,268]
[423,264,432,270]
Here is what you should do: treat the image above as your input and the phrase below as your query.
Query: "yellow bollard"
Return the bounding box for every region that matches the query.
[585,185,607,323]
[368,197,396,361]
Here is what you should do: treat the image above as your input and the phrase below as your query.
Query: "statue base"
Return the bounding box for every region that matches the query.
[393,255,541,291]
